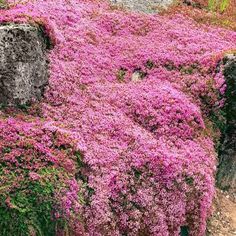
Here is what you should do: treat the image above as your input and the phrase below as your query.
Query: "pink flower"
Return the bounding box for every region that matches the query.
[29,172,41,181]
[0,0,235,235]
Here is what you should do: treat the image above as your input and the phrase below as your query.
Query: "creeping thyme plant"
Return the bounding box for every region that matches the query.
[0,0,236,235]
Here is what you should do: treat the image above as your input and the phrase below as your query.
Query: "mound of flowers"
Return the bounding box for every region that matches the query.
[0,0,235,235]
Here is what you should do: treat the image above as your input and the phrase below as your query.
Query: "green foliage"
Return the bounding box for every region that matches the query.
[180,226,189,236]
[185,176,194,185]
[208,0,231,13]
[219,0,230,12]
[145,60,155,69]
[180,66,194,75]
[2,147,11,154]
[208,0,217,11]
[17,103,31,112]
[210,109,227,134]
[0,102,31,112]
[116,68,127,82]
[75,151,86,168]
[0,167,67,236]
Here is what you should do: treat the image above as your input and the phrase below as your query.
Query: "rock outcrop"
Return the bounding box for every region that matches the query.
[110,0,173,13]
[0,24,49,106]
[217,55,236,192]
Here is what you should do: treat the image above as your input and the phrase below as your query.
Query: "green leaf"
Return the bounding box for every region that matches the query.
[220,0,230,12]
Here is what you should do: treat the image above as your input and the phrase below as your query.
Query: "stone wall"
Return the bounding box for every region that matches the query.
[0,24,49,106]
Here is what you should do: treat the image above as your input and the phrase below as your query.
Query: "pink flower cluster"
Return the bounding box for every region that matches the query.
[0,117,83,222]
[0,0,235,235]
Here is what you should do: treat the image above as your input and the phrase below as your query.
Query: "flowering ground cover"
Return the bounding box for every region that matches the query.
[0,0,235,235]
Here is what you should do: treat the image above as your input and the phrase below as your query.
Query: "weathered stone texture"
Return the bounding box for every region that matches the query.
[110,0,173,13]
[217,55,236,192]
[0,24,48,105]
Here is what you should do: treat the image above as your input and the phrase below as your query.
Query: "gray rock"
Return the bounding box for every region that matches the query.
[131,71,143,82]
[131,69,147,82]
[0,24,49,105]
[217,54,236,192]
[110,0,173,13]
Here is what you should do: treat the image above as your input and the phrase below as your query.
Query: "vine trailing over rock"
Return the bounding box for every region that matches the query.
[0,0,235,235]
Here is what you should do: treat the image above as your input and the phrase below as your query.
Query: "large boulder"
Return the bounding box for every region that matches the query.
[0,24,49,106]
[217,55,236,192]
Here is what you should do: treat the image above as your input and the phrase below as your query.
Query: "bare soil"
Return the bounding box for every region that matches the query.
[207,189,236,236]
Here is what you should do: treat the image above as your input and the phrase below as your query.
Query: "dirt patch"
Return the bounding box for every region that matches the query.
[207,189,236,236]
